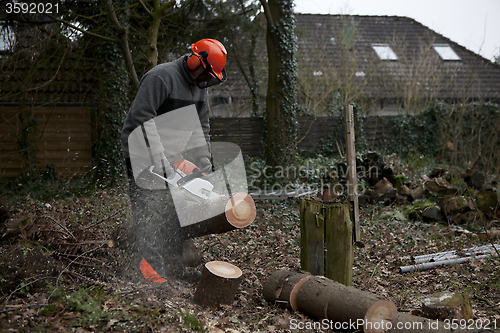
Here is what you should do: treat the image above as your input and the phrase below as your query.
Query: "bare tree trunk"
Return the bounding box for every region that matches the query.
[145,0,176,71]
[260,0,298,169]
[103,0,139,90]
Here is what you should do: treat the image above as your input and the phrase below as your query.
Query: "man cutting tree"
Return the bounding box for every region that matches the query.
[121,39,227,283]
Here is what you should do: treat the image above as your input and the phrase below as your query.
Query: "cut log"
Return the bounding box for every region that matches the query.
[426,178,455,196]
[326,281,397,333]
[296,276,336,319]
[480,228,500,240]
[264,269,398,333]
[388,312,445,333]
[182,192,256,239]
[421,292,473,321]
[194,261,242,307]
[373,178,397,198]
[422,206,443,222]
[464,169,485,189]
[262,269,292,303]
[410,185,426,201]
[452,210,484,225]
[476,191,499,214]
[262,269,312,311]
[440,196,474,217]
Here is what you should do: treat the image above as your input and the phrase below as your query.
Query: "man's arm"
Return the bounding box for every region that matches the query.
[128,73,170,161]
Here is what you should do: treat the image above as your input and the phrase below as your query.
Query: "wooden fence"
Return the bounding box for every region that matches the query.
[211,116,395,156]
[0,108,395,179]
[0,107,92,178]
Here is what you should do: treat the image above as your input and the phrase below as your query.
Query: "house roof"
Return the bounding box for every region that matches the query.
[212,14,500,113]
[294,14,500,101]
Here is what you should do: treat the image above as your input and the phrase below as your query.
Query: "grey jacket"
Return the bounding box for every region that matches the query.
[121,55,210,161]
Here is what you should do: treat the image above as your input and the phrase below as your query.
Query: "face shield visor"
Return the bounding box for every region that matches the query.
[194,51,227,89]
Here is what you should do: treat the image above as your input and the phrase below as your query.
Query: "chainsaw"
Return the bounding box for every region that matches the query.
[148,159,221,201]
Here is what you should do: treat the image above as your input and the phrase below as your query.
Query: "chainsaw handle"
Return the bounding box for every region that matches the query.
[177,165,211,186]
[148,165,173,183]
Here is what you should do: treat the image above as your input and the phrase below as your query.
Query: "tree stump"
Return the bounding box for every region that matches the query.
[194,261,242,307]
[262,269,312,311]
[300,197,353,286]
[421,292,473,321]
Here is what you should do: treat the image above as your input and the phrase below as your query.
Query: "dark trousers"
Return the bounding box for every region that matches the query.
[126,159,183,279]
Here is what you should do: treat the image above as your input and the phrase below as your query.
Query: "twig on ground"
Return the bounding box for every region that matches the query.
[41,215,75,239]
[83,208,125,230]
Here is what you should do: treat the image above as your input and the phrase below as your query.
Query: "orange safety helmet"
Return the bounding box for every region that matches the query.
[187,38,227,88]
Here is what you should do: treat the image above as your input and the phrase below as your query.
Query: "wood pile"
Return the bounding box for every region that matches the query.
[353,152,499,235]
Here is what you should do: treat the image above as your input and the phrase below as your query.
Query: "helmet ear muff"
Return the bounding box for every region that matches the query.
[187,54,202,71]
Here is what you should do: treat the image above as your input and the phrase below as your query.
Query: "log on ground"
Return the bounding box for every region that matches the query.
[262,269,312,311]
[296,275,336,319]
[194,261,242,307]
[264,269,397,333]
[326,281,397,333]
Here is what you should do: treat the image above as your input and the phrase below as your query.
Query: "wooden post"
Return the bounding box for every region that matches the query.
[300,197,353,286]
[344,104,360,242]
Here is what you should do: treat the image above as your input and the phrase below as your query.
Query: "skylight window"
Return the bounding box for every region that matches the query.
[372,44,398,60]
[433,44,461,60]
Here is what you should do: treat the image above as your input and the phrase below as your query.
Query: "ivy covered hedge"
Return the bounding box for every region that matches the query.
[305,101,500,178]
[386,101,500,177]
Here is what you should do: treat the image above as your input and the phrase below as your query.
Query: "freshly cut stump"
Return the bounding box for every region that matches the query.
[182,192,256,239]
[296,276,336,319]
[194,261,242,307]
[262,269,312,310]
[421,292,473,321]
[326,282,397,333]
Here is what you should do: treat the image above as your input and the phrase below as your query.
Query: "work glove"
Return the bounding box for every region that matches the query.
[153,156,175,179]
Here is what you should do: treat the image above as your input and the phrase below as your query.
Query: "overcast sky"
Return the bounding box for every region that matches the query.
[293,0,500,62]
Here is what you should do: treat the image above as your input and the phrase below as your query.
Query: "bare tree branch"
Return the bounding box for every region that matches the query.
[103,0,139,90]
[44,13,118,43]
[138,0,153,17]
